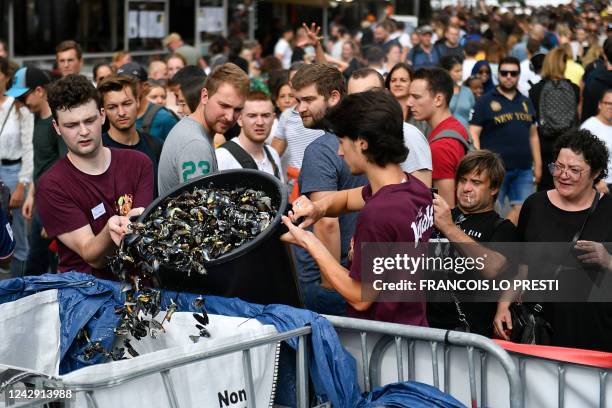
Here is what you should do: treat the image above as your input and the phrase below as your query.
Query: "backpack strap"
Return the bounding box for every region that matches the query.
[493,217,507,230]
[430,129,471,151]
[263,145,281,179]
[140,104,163,135]
[219,141,258,170]
[141,131,163,162]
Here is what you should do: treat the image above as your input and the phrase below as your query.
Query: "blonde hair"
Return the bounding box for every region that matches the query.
[204,63,250,98]
[540,48,566,80]
[582,41,603,68]
[556,24,571,40]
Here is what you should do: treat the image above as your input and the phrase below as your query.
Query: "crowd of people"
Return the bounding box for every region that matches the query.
[0,0,611,353]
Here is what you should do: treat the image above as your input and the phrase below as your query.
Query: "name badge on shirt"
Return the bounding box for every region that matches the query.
[91,202,106,220]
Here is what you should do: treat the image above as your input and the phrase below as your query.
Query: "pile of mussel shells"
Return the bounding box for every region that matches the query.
[110,184,277,281]
[77,282,211,362]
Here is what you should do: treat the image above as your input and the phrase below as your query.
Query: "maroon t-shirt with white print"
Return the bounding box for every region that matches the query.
[37,148,154,279]
[348,174,433,326]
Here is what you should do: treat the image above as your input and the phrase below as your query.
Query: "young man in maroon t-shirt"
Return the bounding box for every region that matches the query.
[408,67,469,207]
[282,91,433,326]
[37,74,154,279]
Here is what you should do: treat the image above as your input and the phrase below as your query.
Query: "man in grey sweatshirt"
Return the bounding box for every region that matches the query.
[158,63,249,195]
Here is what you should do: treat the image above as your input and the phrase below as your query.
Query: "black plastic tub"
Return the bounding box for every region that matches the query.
[139,169,302,307]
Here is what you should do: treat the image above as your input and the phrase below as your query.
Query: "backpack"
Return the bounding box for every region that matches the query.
[140,132,163,162]
[219,141,281,180]
[538,79,578,139]
[140,104,179,136]
[430,129,476,153]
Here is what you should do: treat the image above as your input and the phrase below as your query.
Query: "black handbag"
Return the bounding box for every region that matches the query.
[509,302,552,344]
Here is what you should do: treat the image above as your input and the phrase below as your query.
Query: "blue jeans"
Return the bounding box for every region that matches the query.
[300,279,347,316]
[0,163,29,264]
[497,168,534,206]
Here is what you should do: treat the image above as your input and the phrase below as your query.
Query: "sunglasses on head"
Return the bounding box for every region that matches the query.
[499,70,520,78]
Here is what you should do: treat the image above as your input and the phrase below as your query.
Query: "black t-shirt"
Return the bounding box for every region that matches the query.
[33,115,67,185]
[427,208,518,337]
[518,191,612,352]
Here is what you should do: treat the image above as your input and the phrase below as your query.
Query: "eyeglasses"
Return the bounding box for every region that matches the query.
[548,162,586,179]
[499,70,520,78]
[478,69,490,75]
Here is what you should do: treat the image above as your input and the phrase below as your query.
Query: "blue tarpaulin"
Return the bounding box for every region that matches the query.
[0,272,361,408]
[356,381,466,408]
[0,273,466,408]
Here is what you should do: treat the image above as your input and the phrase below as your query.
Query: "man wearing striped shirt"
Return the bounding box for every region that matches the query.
[271,63,324,203]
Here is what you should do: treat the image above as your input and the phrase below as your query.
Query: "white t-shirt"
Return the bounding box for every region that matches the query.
[518,59,541,97]
[274,38,292,70]
[216,139,284,183]
[581,117,612,184]
[401,122,432,173]
[462,58,477,82]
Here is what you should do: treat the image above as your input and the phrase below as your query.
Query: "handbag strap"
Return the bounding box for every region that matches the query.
[571,190,600,244]
[0,99,16,138]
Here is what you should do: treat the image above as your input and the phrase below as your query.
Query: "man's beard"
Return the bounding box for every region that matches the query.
[498,82,517,93]
[306,114,327,130]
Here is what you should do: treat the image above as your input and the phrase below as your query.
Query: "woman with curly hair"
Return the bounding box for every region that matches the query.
[494,129,612,352]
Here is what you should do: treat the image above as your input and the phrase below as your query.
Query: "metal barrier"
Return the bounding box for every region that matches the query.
[510,353,611,408]
[1,316,525,408]
[324,315,524,408]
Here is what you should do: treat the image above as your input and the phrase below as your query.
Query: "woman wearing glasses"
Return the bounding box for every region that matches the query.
[494,129,612,352]
[0,57,34,277]
[528,48,580,192]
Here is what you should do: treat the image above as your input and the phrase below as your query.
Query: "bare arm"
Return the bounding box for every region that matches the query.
[57,215,133,269]
[310,191,341,262]
[433,179,455,207]
[493,265,528,340]
[469,125,482,149]
[411,169,432,188]
[529,124,542,184]
[271,137,287,156]
[281,217,374,311]
[301,23,327,65]
[291,187,365,228]
[58,224,114,269]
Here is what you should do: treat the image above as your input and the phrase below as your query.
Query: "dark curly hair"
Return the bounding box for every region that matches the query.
[325,90,407,167]
[553,128,608,184]
[47,74,101,121]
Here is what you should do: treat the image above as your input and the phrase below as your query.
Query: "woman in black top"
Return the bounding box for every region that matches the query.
[495,129,612,352]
